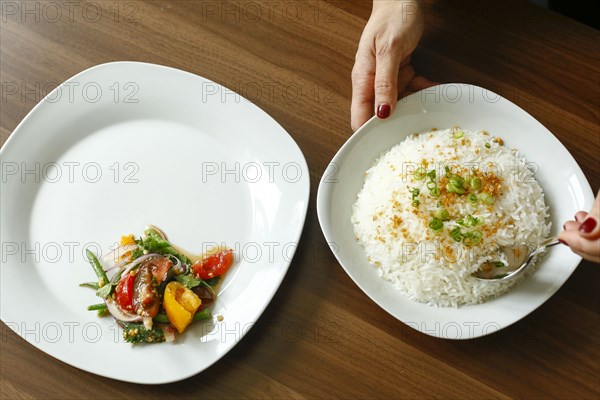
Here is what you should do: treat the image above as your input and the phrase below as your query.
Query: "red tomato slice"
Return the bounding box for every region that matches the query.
[115,273,135,313]
[192,250,234,279]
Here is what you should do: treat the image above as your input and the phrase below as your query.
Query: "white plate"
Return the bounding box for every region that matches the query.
[317,83,593,339]
[0,62,309,383]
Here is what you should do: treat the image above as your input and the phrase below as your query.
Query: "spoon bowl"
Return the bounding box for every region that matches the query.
[473,237,561,281]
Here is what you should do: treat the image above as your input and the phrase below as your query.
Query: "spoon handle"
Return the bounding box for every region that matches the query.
[546,239,561,247]
[541,236,561,250]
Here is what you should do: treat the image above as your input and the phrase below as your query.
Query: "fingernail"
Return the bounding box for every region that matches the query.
[376,103,391,119]
[558,239,567,245]
[579,218,597,233]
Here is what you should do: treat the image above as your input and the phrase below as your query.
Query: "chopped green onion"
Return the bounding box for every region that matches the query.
[468,193,478,205]
[430,187,441,197]
[446,182,466,195]
[463,230,483,246]
[449,175,464,187]
[452,131,464,139]
[410,186,420,207]
[414,167,427,180]
[427,169,436,180]
[446,174,466,194]
[485,142,491,149]
[470,177,482,190]
[463,237,477,246]
[465,215,480,226]
[444,166,451,177]
[480,192,494,205]
[434,209,450,221]
[453,186,466,195]
[427,181,437,190]
[467,230,482,238]
[449,227,463,242]
[457,214,481,227]
[436,201,443,207]
[493,261,505,268]
[429,218,444,231]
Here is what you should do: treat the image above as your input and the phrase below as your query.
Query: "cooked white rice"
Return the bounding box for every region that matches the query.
[351,128,551,307]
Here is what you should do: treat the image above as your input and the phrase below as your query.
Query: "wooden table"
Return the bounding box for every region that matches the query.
[1,1,598,398]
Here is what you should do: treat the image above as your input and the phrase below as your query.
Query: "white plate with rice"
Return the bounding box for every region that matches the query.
[317,83,594,339]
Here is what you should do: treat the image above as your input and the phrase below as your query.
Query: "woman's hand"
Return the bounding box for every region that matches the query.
[559,191,600,263]
[351,0,435,131]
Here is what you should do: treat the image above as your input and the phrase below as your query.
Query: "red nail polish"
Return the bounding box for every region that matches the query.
[579,218,597,233]
[377,103,391,119]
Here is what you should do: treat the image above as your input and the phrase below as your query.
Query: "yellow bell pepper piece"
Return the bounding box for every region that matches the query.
[117,234,137,261]
[163,282,201,333]
[120,234,136,246]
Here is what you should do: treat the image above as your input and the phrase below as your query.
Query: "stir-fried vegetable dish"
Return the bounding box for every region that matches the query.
[81,226,234,344]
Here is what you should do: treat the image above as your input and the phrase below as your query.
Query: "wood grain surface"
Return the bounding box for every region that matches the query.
[1,1,599,398]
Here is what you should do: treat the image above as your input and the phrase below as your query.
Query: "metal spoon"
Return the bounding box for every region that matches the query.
[473,236,561,281]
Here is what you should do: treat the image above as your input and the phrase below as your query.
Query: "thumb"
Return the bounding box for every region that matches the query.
[578,191,600,239]
[374,44,404,120]
[351,50,376,131]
